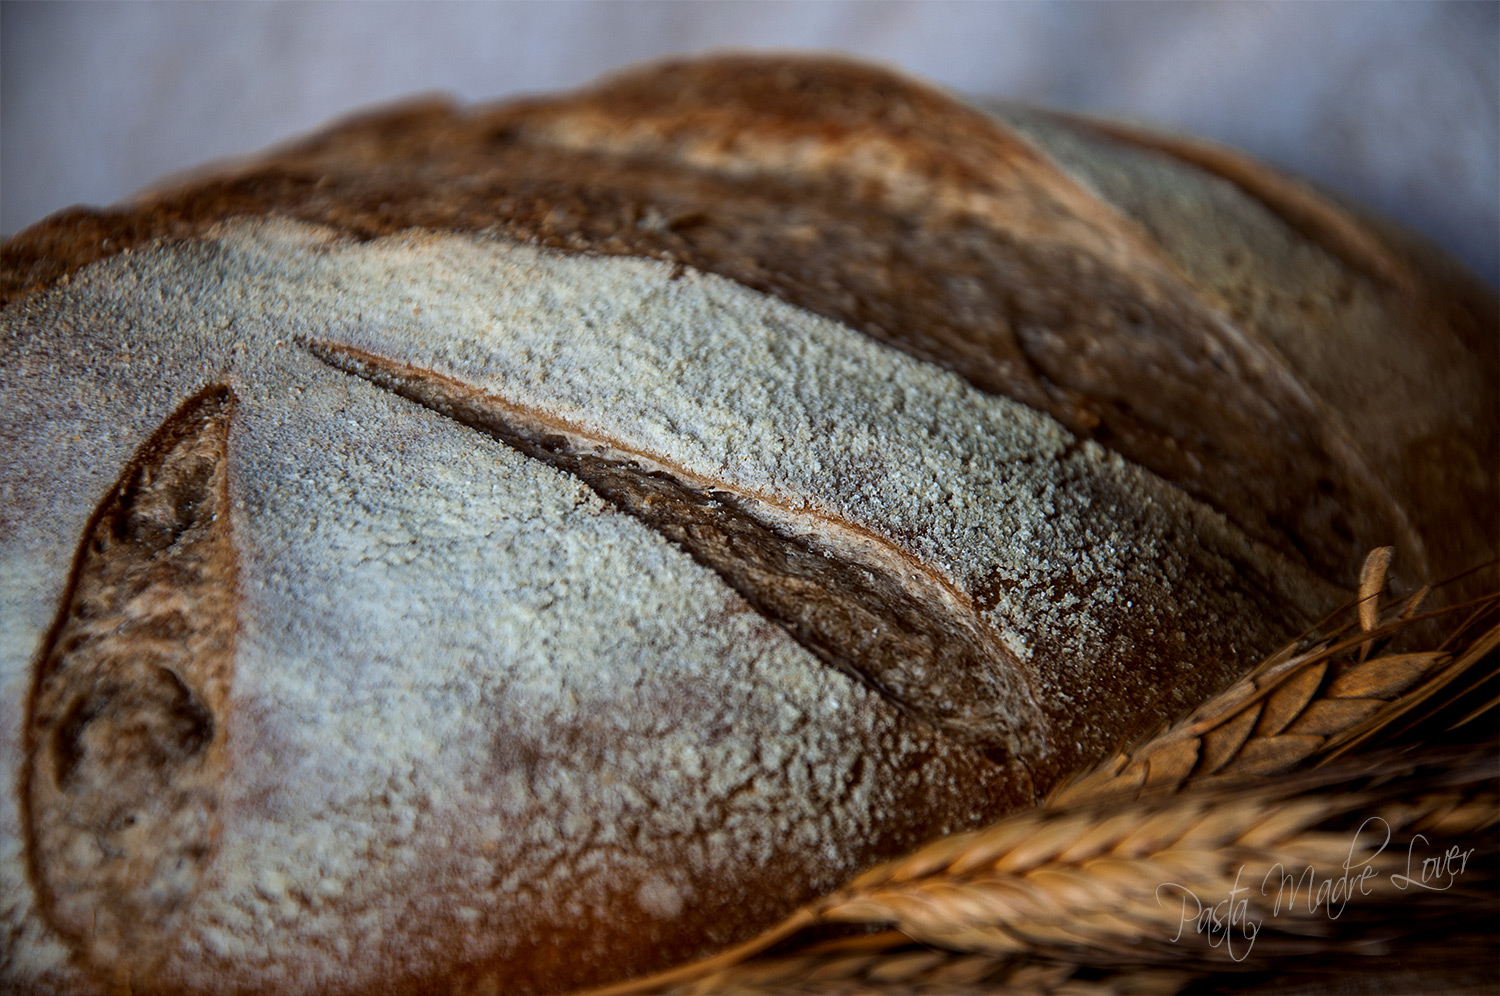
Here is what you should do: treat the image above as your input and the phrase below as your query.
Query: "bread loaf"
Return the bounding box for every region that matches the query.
[2,55,1494,995]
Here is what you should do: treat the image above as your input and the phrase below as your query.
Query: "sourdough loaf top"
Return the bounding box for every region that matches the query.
[2,55,1495,995]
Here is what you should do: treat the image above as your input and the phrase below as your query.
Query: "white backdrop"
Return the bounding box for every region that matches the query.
[3,1,1496,286]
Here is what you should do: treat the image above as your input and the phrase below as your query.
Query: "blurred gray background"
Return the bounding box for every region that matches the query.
[3,1,1496,286]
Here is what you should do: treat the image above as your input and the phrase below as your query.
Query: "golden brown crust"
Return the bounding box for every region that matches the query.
[2,53,1496,996]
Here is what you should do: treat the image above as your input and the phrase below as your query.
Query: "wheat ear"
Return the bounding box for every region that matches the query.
[812,751,1495,964]
[1049,550,1498,805]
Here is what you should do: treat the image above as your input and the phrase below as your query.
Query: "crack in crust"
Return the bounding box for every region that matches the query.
[305,339,1048,769]
[22,385,238,987]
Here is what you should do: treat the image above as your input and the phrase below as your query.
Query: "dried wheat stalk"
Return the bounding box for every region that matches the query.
[668,931,1195,995]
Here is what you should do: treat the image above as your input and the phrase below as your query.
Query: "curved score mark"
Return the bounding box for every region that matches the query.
[305,340,1045,766]
[23,385,238,980]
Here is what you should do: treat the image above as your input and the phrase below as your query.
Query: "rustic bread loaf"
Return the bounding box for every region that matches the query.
[1,55,1494,995]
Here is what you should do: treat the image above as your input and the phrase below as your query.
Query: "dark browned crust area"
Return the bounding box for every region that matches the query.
[22,385,237,990]
[7,55,1481,598]
[4,56,1484,593]
[449,682,1026,996]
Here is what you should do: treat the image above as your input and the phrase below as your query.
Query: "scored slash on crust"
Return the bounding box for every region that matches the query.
[22,385,239,986]
[300,336,1048,775]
